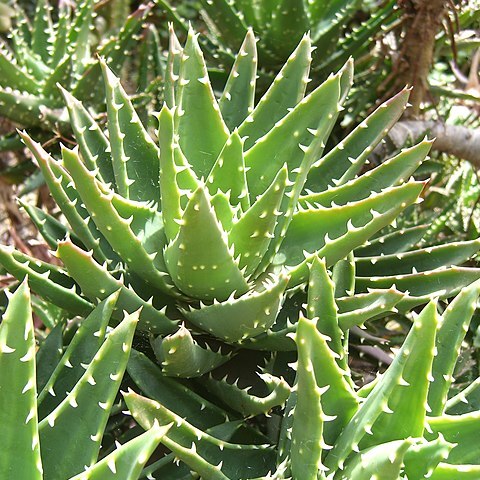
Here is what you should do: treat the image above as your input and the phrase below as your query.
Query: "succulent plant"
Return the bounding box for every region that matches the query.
[162,0,397,89]
[0,0,151,151]
[1,25,480,479]
[0,279,171,479]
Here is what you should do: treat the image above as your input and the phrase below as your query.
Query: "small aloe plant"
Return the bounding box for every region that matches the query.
[0,0,151,150]
[0,280,172,479]
[164,0,396,80]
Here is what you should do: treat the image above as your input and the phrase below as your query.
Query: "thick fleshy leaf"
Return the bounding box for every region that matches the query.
[39,312,138,479]
[183,274,288,342]
[219,29,257,130]
[127,350,230,430]
[68,424,171,480]
[427,412,480,465]
[125,391,276,479]
[228,166,287,276]
[0,281,42,479]
[201,372,290,416]
[152,326,231,378]
[0,244,92,315]
[174,28,229,178]
[301,141,429,208]
[60,146,174,294]
[206,130,250,211]
[305,89,410,192]
[239,34,312,149]
[429,279,480,416]
[57,239,178,334]
[164,184,249,301]
[38,292,118,418]
[355,224,429,257]
[338,439,412,480]
[101,61,160,202]
[356,239,480,277]
[325,300,438,471]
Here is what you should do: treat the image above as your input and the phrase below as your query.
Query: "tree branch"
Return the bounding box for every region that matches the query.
[374,120,480,167]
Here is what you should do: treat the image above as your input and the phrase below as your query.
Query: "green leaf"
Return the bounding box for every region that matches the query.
[357,267,480,302]
[403,437,453,480]
[427,412,480,465]
[301,141,429,208]
[229,166,287,277]
[244,73,340,201]
[201,372,290,416]
[101,61,160,202]
[164,184,249,302]
[325,300,438,471]
[355,224,429,257]
[19,199,78,250]
[338,439,412,480]
[288,317,326,479]
[0,280,42,479]
[206,130,250,212]
[219,29,257,130]
[127,350,230,430]
[284,182,423,277]
[184,274,288,342]
[430,279,480,416]
[152,326,231,378]
[428,463,480,479]
[362,301,438,449]
[238,34,312,149]
[38,311,138,479]
[164,24,183,109]
[307,256,345,367]
[31,0,53,63]
[19,132,113,264]
[60,146,174,295]
[295,314,358,449]
[158,105,200,241]
[356,239,480,277]
[174,28,229,178]
[0,45,41,93]
[124,391,276,479]
[0,244,93,315]
[38,292,118,418]
[56,239,178,334]
[305,89,410,192]
[60,86,115,187]
[68,424,172,480]
[36,322,63,395]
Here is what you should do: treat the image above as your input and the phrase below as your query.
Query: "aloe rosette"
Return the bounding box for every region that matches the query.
[0,0,151,150]
[1,26,479,368]
[0,25,480,480]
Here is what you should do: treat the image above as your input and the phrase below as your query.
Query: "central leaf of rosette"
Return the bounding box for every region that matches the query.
[160,104,288,303]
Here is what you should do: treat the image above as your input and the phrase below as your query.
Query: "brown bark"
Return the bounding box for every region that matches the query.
[373,120,480,167]
[394,0,450,116]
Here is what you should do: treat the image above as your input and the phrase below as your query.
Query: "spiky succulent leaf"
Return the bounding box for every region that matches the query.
[152,325,231,378]
[37,292,119,417]
[125,391,277,478]
[38,311,138,479]
[0,280,42,479]
[68,424,172,480]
